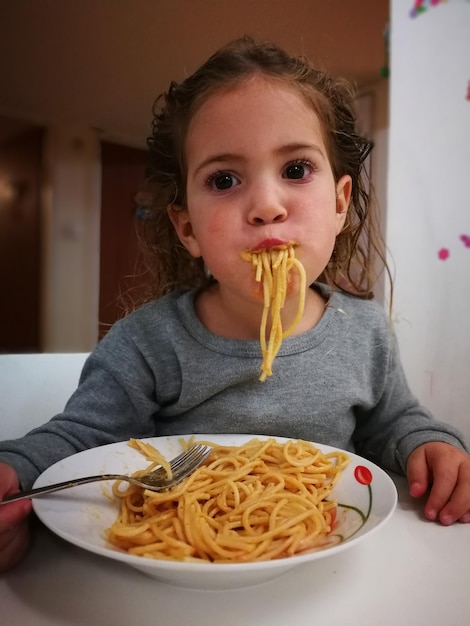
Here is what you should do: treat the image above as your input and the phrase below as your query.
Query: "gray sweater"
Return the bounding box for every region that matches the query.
[0,285,466,488]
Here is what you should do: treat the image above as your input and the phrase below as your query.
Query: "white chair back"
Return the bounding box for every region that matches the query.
[0,353,89,440]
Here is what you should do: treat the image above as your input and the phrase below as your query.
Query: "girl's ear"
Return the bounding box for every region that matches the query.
[167,204,202,258]
[335,175,352,234]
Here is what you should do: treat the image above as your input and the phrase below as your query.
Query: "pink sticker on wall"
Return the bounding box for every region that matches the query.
[410,0,468,19]
[438,248,450,260]
[460,234,470,248]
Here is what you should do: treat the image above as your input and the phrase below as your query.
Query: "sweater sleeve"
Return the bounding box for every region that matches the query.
[0,323,161,489]
[353,331,468,474]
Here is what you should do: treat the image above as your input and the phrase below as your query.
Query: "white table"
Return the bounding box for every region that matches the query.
[1,476,468,626]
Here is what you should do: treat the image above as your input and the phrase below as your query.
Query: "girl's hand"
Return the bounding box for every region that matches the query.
[406,442,470,525]
[0,462,32,572]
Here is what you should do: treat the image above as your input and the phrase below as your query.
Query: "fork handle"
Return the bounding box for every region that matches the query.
[0,474,124,505]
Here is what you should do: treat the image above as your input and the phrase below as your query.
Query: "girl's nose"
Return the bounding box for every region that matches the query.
[247,204,288,225]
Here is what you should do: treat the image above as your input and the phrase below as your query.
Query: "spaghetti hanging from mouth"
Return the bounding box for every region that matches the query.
[242,244,306,381]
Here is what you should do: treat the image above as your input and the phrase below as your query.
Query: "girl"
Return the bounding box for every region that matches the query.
[1,36,469,572]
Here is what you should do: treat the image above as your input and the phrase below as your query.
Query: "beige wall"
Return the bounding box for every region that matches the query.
[41,127,101,351]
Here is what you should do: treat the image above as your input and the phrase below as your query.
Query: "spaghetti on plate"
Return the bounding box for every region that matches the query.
[106,437,349,563]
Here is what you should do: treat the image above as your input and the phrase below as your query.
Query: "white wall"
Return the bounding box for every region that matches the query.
[0,353,89,439]
[387,0,470,440]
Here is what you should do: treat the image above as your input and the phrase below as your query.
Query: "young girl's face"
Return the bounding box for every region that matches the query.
[169,75,351,304]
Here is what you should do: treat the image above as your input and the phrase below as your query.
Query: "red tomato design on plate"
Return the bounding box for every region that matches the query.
[354,465,373,486]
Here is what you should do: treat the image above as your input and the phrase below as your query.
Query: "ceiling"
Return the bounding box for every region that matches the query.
[0,0,389,147]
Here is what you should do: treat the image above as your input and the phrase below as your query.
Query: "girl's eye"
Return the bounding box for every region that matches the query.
[283,160,313,180]
[206,171,240,190]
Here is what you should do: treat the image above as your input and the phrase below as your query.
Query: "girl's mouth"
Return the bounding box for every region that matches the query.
[251,238,296,252]
[240,240,299,262]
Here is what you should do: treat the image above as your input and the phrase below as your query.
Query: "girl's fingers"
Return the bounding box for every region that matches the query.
[406,446,431,498]
[0,498,32,529]
[435,463,470,525]
[407,443,470,525]
[0,517,31,572]
[423,460,460,522]
[0,463,33,571]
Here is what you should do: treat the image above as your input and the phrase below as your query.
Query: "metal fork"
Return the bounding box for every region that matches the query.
[1,444,212,505]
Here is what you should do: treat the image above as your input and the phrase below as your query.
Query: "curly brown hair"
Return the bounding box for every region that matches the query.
[137,35,388,305]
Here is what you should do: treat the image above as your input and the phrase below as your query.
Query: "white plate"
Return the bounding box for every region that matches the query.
[32,434,397,590]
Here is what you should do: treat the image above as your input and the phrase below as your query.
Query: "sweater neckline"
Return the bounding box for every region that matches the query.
[175,284,348,358]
